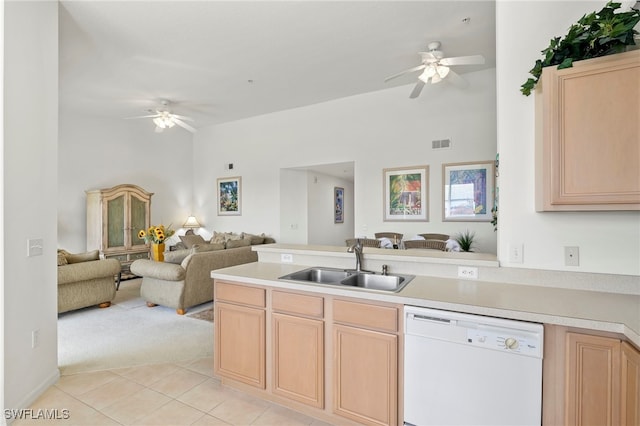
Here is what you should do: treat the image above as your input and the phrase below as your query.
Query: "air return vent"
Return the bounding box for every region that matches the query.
[432,139,451,149]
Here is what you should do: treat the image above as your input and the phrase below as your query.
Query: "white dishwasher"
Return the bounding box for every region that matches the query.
[404,306,543,426]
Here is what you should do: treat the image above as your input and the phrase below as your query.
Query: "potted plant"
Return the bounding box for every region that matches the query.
[455,230,476,252]
[521,1,639,96]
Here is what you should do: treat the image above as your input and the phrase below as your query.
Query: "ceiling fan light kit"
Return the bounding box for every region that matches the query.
[127,99,197,133]
[385,41,484,98]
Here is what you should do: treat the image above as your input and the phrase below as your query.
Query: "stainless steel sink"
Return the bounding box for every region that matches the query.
[279,267,353,284]
[340,273,409,292]
[279,267,414,292]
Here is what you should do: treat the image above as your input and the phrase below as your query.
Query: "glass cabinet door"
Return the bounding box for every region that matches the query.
[106,195,126,249]
[130,194,148,248]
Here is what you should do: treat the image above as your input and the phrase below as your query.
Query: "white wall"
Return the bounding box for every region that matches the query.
[306,171,354,246]
[57,111,195,252]
[496,0,640,275]
[194,68,498,254]
[3,0,59,412]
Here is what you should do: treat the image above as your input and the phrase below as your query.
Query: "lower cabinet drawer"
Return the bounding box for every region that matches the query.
[333,299,399,333]
[272,290,324,318]
[215,281,266,308]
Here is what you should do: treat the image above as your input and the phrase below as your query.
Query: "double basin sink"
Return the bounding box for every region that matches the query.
[279,266,414,293]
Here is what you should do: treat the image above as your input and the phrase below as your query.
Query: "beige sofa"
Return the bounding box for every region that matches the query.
[130,245,259,315]
[57,250,121,314]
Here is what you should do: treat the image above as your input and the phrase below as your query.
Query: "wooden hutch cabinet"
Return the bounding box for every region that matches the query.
[86,184,153,277]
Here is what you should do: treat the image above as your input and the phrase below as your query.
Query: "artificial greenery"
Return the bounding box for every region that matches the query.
[455,230,476,252]
[521,1,640,96]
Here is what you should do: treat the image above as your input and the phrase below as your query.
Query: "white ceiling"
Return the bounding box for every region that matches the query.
[59,1,496,129]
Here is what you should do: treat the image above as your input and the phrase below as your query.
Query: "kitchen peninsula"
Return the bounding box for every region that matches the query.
[211,244,640,426]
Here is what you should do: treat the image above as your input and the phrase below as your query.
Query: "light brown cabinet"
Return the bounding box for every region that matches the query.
[86,184,153,276]
[535,50,640,211]
[213,280,401,425]
[622,341,640,425]
[214,282,266,389]
[332,299,399,426]
[271,290,324,408]
[543,325,640,425]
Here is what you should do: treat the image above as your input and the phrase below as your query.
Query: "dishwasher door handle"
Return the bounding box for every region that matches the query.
[408,313,453,324]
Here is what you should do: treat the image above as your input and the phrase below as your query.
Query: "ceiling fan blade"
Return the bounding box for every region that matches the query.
[173,118,197,133]
[419,51,440,62]
[154,126,164,133]
[170,114,194,122]
[444,69,469,89]
[409,80,425,99]
[384,64,425,82]
[125,114,160,119]
[440,55,485,66]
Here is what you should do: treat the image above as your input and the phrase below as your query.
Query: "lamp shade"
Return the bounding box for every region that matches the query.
[183,215,201,228]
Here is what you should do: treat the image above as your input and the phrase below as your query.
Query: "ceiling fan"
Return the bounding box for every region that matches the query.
[385,41,485,98]
[127,99,197,133]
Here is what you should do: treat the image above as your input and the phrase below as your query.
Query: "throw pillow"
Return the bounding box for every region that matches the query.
[57,252,68,266]
[179,234,206,249]
[193,243,225,253]
[226,238,251,249]
[65,250,100,264]
[242,232,265,245]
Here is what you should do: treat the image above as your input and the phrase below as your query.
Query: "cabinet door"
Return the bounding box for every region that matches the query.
[128,192,149,249]
[272,313,324,408]
[105,194,126,250]
[566,332,621,426]
[622,341,640,426]
[333,324,397,426]
[214,301,265,389]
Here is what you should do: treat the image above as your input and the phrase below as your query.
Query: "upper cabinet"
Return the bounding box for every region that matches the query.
[535,50,640,211]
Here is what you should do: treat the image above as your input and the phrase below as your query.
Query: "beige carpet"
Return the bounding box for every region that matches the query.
[57,278,214,375]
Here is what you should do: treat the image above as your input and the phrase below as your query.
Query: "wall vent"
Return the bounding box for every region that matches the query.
[432,139,452,149]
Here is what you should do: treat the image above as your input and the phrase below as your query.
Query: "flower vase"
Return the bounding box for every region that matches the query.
[151,243,165,262]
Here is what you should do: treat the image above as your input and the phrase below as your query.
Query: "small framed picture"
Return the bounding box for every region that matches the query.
[442,161,495,221]
[217,176,242,216]
[334,187,344,223]
[383,165,429,222]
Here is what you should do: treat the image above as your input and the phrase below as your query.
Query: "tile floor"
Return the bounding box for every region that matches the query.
[15,356,334,426]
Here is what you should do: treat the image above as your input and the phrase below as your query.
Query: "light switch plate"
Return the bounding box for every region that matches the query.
[27,239,43,257]
[281,253,293,263]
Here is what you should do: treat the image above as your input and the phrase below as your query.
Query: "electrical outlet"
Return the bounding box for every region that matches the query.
[281,253,293,263]
[32,329,40,348]
[458,266,478,280]
[509,243,524,263]
[565,246,580,266]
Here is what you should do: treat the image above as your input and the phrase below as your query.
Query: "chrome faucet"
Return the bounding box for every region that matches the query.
[347,239,365,272]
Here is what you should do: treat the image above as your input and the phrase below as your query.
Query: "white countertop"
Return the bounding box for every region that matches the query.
[212,261,640,348]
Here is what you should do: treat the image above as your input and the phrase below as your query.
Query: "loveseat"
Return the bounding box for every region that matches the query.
[57,249,121,314]
[130,237,265,314]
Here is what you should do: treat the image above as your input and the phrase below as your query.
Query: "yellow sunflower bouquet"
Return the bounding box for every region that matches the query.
[137,224,175,244]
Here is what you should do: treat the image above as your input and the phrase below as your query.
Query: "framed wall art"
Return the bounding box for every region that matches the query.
[334,187,344,223]
[383,165,429,222]
[442,161,495,222]
[217,176,242,216]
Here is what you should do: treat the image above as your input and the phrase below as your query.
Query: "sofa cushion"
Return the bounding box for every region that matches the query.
[179,234,206,249]
[193,243,225,253]
[65,250,100,264]
[164,249,192,264]
[226,239,251,249]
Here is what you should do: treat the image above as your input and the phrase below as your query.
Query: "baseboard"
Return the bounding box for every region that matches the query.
[4,368,60,425]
